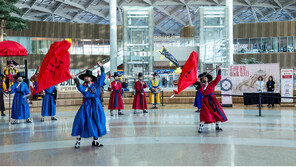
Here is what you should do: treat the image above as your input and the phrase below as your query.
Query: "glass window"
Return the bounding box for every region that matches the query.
[250,38,261,53]
[288,36,293,52]
[98,40,104,55]
[261,38,272,53]
[272,37,279,52]
[294,36,296,52]
[237,38,250,53]
[91,40,100,55]
[83,40,92,55]
[31,38,38,54]
[72,39,83,54]
[280,37,287,52]
[104,40,110,55]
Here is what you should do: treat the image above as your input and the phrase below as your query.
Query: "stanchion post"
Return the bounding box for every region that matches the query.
[258,93,262,117]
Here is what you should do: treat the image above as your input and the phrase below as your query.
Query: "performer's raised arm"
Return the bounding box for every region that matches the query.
[211,66,222,86]
[96,62,105,88]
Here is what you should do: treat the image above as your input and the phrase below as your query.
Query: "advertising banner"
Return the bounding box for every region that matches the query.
[281,69,294,103]
[221,63,280,105]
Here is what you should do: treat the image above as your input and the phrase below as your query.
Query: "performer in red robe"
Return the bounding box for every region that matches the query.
[133,72,148,114]
[195,66,228,133]
[108,72,124,116]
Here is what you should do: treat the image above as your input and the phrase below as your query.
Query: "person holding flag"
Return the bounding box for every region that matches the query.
[108,72,124,116]
[194,65,228,133]
[8,72,32,124]
[41,86,57,122]
[71,61,107,149]
[148,72,161,109]
[133,72,148,114]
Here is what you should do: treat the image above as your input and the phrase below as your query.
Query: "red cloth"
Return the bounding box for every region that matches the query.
[108,81,124,110]
[37,40,72,93]
[30,86,37,96]
[133,80,147,110]
[0,40,27,56]
[173,51,198,94]
[198,74,228,124]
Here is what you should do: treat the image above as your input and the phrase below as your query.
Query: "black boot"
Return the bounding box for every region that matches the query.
[143,109,148,113]
[216,123,223,131]
[26,119,32,123]
[92,138,103,147]
[51,117,57,121]
[118,111,124,115]
[198,124,204,133]
[1,111,5,116]
[75,137,81,149]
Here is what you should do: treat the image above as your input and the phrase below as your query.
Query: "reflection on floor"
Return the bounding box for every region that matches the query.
[0,105,296,165]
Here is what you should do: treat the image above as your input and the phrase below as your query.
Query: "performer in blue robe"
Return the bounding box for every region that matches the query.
[41,86,57,122]
[194,90,202,112]
[71,61,106,149]
[9,72,32,124]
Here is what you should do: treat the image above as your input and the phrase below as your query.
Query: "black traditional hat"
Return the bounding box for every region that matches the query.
[198,72,213,82]
[16,72,26,78]
[7,60,18,66]
[152,72,158,76]
[78,70,96,81]
[138,72,143,78]
[112,72,119,77]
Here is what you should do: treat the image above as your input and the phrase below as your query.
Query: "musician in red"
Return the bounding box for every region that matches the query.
[108,72,124,116]
[195,66,228,133]
[133,72,148,114]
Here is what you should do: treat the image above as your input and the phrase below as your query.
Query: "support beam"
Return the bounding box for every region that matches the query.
[109,0,117,76]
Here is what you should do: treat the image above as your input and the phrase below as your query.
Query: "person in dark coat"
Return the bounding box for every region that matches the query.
[108,72,124,116]
[41,86,57,122]
[71,61,106,149]
[0,73,6,116]
[266,76,276,107]
[133,73,148,114]
[9,72,32,124]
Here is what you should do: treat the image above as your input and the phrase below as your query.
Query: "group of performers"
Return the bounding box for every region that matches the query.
[0,60,58,124]
[0,59,228,148]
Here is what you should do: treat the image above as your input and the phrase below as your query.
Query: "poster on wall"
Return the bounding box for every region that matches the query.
[221,63,280,106]
[281,69,294,103]
[228,63,280,95]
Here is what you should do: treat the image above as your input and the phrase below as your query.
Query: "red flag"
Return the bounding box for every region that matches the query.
[37,40,72,93]
[173,51,198,94]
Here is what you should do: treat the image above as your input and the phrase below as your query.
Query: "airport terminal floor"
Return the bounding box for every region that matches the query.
[1,105,296,166]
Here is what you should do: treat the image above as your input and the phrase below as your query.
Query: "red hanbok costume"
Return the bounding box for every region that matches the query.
[198,71,228,124]
[133,80,148,110]
[108,81,124,110]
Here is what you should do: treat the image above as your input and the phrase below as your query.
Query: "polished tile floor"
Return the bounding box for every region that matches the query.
[0,105,296,166]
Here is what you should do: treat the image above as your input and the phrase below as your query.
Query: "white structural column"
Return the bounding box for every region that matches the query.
[109,0,117,75]
[226,0,233,65]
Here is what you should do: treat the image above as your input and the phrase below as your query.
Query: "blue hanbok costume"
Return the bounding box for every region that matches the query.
[71,69,107,139]
[41,86,57,117]
[194,90,202,109]
[10,81,30,120]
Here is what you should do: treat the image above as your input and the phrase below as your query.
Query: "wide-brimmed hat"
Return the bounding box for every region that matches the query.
[138,72,143,78]
[78,70,96,81]
[112,72,119,77]
[16,72,26,78]
[152,72,158,76]
[7,60,18,66]
[198,72,213,82]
